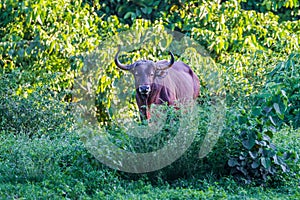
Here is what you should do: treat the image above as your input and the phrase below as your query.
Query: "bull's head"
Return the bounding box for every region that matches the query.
[114,48,174,97]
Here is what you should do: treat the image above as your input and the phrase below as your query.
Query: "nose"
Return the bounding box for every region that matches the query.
[138,85,151,95]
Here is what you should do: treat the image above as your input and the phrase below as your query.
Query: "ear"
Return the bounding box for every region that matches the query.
[155,70,168,78]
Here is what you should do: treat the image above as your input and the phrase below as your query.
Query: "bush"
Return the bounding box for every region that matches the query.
[241,0,300,22]
[90,0,185,25]
[263,53,300,128]
[0,71,72,136]
[226,54,299,184]
[0,0,104,95]
[0,0,299,193]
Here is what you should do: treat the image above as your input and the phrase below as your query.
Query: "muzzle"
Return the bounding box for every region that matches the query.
[138,85,151,95]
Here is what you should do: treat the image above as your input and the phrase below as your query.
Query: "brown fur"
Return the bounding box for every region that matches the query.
[131,60,200,120]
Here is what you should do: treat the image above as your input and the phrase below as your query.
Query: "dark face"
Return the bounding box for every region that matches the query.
[114,48,175,98]
[130,61,156,96]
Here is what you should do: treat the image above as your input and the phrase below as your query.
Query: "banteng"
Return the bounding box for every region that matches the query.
[115,48,200,120]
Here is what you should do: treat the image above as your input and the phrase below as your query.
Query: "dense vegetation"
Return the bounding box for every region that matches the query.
[1,0,299,198]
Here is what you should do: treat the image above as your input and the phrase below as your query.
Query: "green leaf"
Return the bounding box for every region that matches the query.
[153,1,160,6]
[237,166,248,176]
[281,164,287,172]
[251,160,260,169]
[124,12,135,19]
[49,41,55,54]
[249,151,258,159]
[280,90,287,98]
[261,157,271,169]
[36,15,43,25]
[262,134,270,141]
[252,106,261,116]
[255,140,267,146]
[273,155,282,165]
[273,103,281,114]
[141,7,152,15]
[228,158,239,167]
[269,116,276,126]
[242,138,255,150]
[264,130,273,138]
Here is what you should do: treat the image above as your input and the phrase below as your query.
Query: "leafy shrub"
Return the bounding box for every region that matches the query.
[91,0,185,25]
[273,127,300,175]
[0,129,120,199]
[0,0,299,190]
[262,53,300,128]
[241,0,300,21]
[0,71,72,136]
[0,0,105,95]
[227,107,295,184]
[227,54,299,184]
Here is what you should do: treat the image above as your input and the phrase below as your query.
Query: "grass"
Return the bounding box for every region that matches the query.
[0,127,299,199]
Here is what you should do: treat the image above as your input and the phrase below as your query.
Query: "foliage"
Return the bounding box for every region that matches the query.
[0,71,72,136]
[82,0,300,114]
[0,0,300,196]
[165,0,299,96]
[262,53,300,128]
[241,0,300,21]
[91,0,185,25]
[1,0,299,114]
[227,107,295,184]
[0,128,299,199]
[227,54,299,183]
[0,0,104,95]
[0,130,115,199]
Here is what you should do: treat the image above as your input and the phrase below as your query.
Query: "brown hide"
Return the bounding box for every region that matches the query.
[114,50,200,120]
[135,61,200,120]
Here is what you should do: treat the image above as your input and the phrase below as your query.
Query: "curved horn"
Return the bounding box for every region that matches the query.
[156,51,175,70]
[114,46,133,70]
